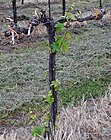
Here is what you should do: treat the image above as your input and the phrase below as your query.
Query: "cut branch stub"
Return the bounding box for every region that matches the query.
[77,10,106,22]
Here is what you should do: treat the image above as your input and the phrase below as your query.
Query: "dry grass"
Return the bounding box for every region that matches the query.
[55,85,111,140]
[0,128,32,140]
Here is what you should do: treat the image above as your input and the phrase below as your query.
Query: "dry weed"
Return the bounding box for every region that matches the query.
[55,86,111,140]
[0,128,32,140]
[102,11,111,25]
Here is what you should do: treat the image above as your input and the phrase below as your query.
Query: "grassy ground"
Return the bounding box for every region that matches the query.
[0,0,111,134]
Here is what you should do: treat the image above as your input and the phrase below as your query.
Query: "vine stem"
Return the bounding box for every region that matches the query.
[100,0,102,9]
[48,0,51,19]
[21,0,24,5]
[62,0,66,16]
[12,0,17,26]
[47,0,57,139]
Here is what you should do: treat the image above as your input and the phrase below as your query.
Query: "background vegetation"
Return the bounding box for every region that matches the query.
[0,0,111,138]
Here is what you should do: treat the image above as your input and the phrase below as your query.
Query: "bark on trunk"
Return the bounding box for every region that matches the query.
[12,0,17,26]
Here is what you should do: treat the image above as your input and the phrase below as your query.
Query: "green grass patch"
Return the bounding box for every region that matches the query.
[0,98,45,126]
[59,79,108,107]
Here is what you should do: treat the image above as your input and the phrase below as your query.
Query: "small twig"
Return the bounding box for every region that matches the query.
[11,31,15,45]
[8,26,19,44]
[28,24,32,36]
[3,17,13,22]
[8,26,19,38]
